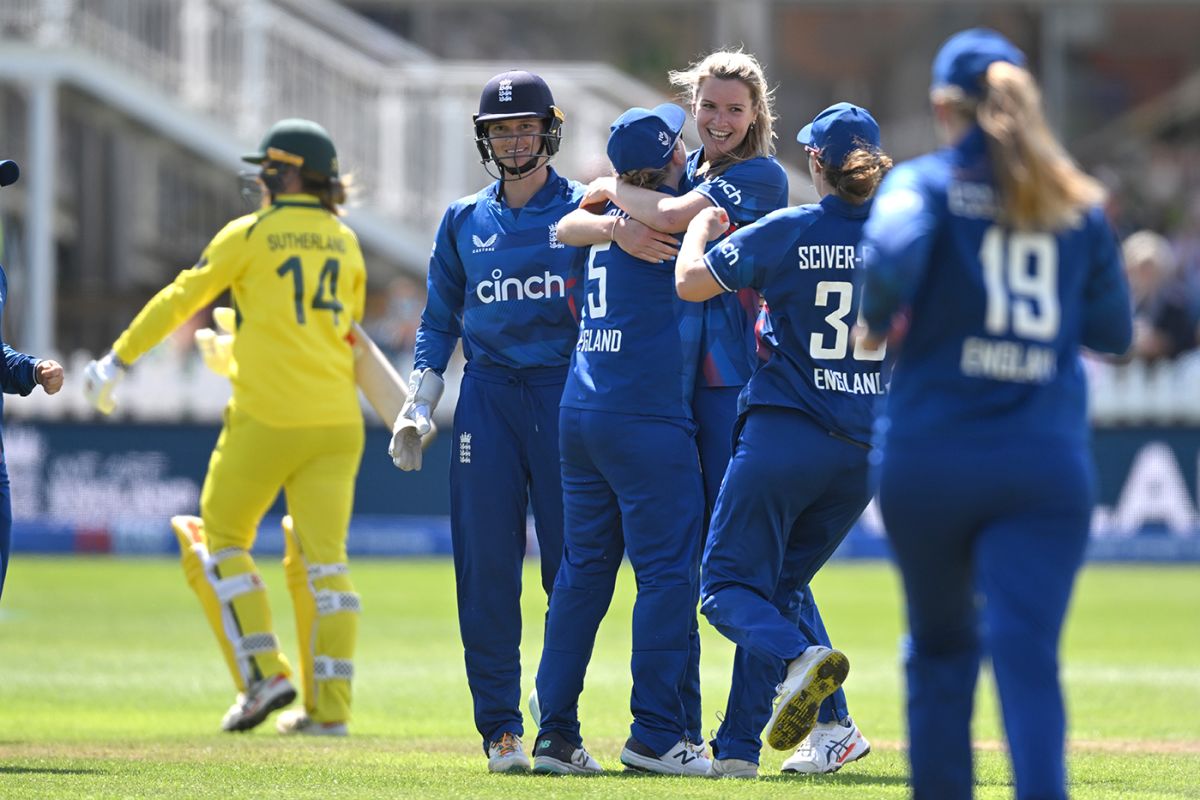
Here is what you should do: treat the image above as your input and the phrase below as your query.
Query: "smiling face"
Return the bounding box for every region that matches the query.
[693,77,755,159]
[486,116,547,171]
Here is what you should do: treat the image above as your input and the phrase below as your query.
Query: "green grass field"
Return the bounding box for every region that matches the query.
[0,557,1197,799]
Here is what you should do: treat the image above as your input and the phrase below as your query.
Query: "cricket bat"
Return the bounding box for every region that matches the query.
[349,321,436,446]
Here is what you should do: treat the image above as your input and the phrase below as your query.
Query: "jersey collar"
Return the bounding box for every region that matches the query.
[272,193,323,208]
[820,193,871,219]
[488,167,564,210]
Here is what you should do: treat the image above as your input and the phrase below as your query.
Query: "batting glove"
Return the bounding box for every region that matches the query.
[83,351,127,414]
[399,368,444,437]
[195,306,236,377]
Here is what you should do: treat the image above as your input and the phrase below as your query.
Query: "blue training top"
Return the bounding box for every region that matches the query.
[413,168,586,373]
[860,126,1132,444]
[0,265,41,419]
[704,194,887,444]
[683,150,788,391]
[562,190,691,420]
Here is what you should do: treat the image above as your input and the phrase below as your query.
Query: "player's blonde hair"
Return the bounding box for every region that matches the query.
[669,49,776,175]
[304,173,351,216]
[934,60,1104,231]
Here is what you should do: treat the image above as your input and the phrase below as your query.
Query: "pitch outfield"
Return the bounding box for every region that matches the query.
[0,558,1196,799]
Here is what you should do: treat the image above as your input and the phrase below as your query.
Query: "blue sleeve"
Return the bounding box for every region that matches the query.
[860,164,940,334]
[2,343,39,395]
[413,206,467,374]
[693,158,788,227]
[703,209,801,292]
[1080,208,1133,355]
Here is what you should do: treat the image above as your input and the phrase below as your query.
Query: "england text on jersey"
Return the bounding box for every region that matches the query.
[813,368,886,395]
[960,337,1057,384]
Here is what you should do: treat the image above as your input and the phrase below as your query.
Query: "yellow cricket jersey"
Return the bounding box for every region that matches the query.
[112,194,367,428]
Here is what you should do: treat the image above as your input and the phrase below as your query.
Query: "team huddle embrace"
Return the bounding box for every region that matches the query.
[81,27,1133,799]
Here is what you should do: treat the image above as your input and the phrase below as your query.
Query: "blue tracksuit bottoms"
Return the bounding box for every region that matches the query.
[536,407,703,756]
[701,406,869,763]
[450,362,567,750]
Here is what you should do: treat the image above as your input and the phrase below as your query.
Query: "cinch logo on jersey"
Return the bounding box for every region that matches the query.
[718,240,740,266]
[475,268,568,304]
[472,233,498,253]
[797,245,861,270]
[706,175,743,206]
[960,337,1057,383]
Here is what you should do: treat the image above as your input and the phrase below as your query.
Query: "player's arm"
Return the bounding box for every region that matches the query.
[678,206,786,302]
[556,203,679,264]
[677,206,731,301]
[859,167,938,350]
[583,175,715,234]
[1080,208,1133,357]
[85,222,246,413]
[392,208,462,470]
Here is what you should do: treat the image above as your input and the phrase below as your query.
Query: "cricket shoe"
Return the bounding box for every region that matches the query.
[620,736,712,776]
[781,717,870,773]
[532,729,603,774]
[487,732,531,773]
[275,708,348,737]
[707,757,758,779]
[221,673,297,732]
[764,646,849,751]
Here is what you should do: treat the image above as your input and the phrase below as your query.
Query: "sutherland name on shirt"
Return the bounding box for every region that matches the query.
[797,244,860,270]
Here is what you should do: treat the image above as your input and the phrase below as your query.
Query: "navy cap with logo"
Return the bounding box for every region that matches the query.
[606,103,687,174]
[796,102,881,169]
[931,28,1026,97]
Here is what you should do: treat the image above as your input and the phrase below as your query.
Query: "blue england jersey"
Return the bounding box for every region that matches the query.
[562,194,691,419]
[413,168,586,373]
[683,151,788,389]
[703,195,886,444]
[861,126,1132,444]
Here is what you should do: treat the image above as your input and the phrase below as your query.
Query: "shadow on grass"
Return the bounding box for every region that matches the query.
[0,766,103,775]
[501,768,909,785]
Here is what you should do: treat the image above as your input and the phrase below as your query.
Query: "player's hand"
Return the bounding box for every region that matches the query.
[35,359,64,395]
[399,368,445,437]
[83,352,126,414]
[689,205,731,241]
[389,417,424,471]
[580,176,617,208]
[613,217,679,264]
[195,307,235,377]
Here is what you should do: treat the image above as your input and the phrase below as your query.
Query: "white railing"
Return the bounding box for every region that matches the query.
[1,0,812,237]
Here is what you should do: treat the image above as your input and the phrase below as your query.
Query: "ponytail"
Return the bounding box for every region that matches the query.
[975,61,1104,230]
[822,147,894,205]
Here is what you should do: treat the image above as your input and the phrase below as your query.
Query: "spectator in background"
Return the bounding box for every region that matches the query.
[1123,230,1197,359]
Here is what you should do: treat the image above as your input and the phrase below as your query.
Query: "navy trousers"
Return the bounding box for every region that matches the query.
[683,384,741,742]
[449,363,567,750]
[0,462,10,602]
[536,407,703,756]
[701,407,869,763]
[879,438,1092,800]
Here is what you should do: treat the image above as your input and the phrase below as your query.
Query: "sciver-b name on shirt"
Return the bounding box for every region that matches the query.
[797,245,861,270]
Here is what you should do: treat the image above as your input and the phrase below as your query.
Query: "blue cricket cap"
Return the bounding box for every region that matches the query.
[796,102,881,168]
[931,28,1026,96]
[607,103,687,174]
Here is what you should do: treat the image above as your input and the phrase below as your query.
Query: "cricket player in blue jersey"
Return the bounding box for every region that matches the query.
[531,103,710,777]
[675,103,893,779]
[559,50,788,750]
[859,29,1133,800]
[392,70,585,773]
[0,267,64,602]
